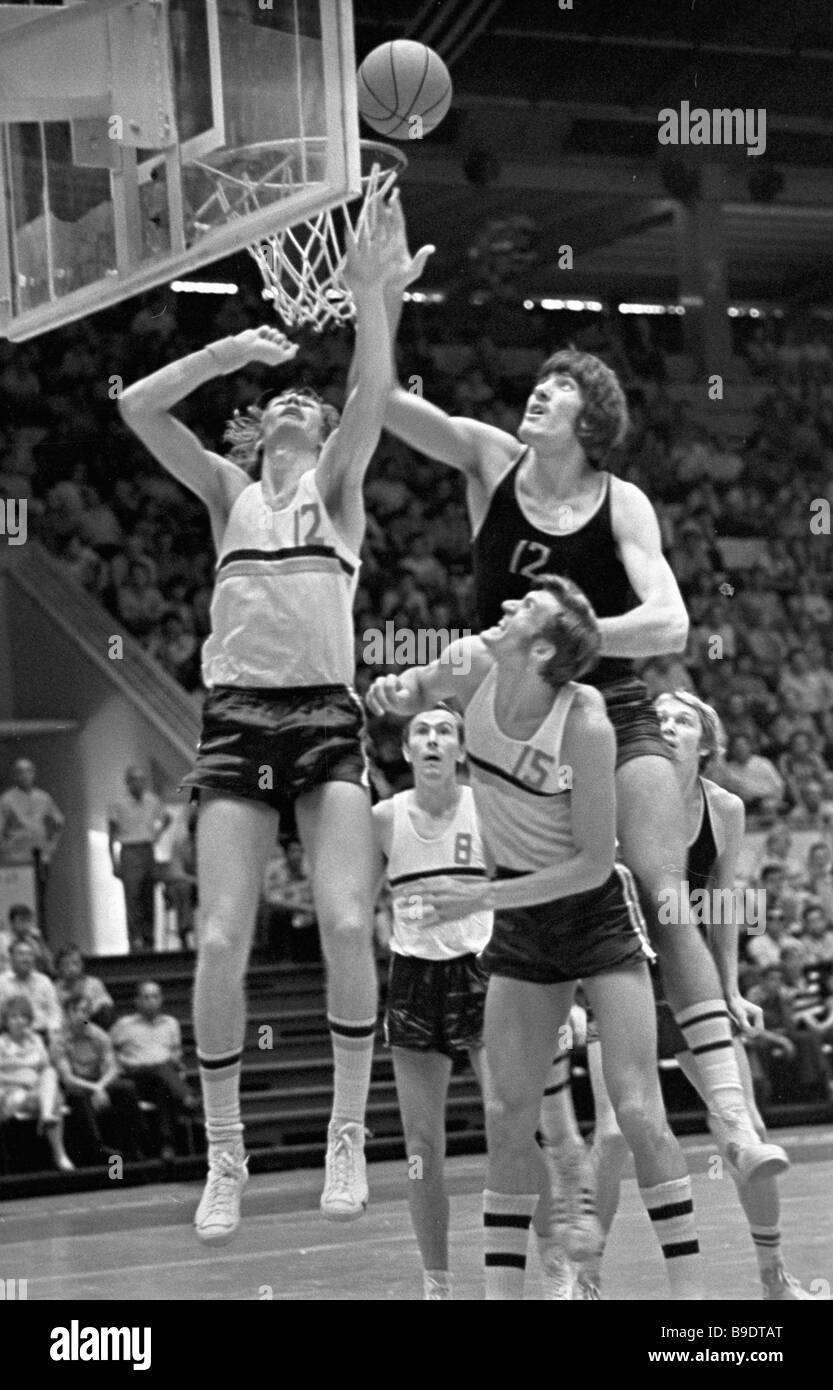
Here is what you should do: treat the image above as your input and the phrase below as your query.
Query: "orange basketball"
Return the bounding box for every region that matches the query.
[357,40,453,141]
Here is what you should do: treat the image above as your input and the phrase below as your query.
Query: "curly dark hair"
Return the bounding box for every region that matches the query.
[536,349,629,466]
[223,388,340,476]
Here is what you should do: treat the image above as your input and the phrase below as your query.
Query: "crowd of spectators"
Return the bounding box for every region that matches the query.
[3,269,833,1124]
[0,920,196,1174]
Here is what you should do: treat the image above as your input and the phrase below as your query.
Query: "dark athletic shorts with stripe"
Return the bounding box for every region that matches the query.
[482,864,653,987]
[598,676,674,770]
[384,952,487,1059]
[181,684,368,814]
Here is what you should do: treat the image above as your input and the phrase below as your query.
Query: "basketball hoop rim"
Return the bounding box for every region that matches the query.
[186,137,408,197]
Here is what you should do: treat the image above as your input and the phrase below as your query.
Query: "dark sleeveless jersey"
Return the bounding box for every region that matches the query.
[472,453,635,687]
[687,779,718,890]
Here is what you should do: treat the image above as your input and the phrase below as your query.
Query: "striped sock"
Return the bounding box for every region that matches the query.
[640,1177,703,1300]
[751,1224,783,1275]
[198,1048,244,1153]
[328,1014,377,1125]
[483,1190,538,1300]
[674,1001,758,1146]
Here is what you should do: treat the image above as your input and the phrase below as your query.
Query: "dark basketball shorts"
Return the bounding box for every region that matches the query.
[384,951,487,1059]
[598,677,673,770]
[181,684,369,813]
[482,864,653,987]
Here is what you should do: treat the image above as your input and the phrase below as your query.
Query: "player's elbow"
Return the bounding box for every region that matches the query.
[663,605,689,652]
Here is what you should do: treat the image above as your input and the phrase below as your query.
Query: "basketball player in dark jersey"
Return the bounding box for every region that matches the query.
[377,211,783,1186]
[586,692,814,1300]
[119,194,407,1243]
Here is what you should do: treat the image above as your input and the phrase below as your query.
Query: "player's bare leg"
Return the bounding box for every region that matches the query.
[616,757,787,1182]
[193,793,279,1243]
[585,964,704,1300]
[391,1047,454,1298]
[297,781,378,1221]
[676,1041,816,1300]
[483,976,573,1299]
[587,1036,630,1238]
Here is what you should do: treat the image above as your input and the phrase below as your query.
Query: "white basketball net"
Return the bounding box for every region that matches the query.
[187,143,405,333]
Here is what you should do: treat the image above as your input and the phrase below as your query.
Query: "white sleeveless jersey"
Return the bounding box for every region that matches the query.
[387,786,493,960]
[201,471,360,689]
[465,668,578,872]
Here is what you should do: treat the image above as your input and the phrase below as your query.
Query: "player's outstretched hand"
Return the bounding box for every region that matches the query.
[344,186,426,293]
[366,674,421,717]
[383,188,435,292]
[222,326,299,368]
[416,876,494,923]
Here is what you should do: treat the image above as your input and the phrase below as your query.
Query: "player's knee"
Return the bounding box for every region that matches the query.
[198,916,248,975]
[404,1128,445,1176]
[485,1088,536,1142]
[612,1094,665,1148]
[318,907,371,953]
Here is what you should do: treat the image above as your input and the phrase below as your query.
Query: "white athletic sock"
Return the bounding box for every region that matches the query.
[328,1014,377,1126]
[198,1048,244,1154]
[483,1190,538,1300]
[751,1224,783,1276]
[640,1176,703,1300]
[674,1001,758,1146]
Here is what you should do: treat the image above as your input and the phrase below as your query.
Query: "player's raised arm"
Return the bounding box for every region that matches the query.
[366,636,492,718]
[118,328,298,544]
[602,477,690,657]
[377,195,517,478]
[314,191,403,544]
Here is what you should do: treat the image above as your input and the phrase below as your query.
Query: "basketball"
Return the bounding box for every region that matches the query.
[357,40,453,140]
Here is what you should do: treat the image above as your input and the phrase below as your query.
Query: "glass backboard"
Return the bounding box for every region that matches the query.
[0,0,360,339]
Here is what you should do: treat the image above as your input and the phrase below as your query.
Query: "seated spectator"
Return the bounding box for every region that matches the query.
[747,965,833,1105]
[146,611,199,688]
[780,942,833,1038]
[720,693,762,748]
[752,825,803,885]
[800,845,833,921]
[779,648,833,718]
[718,734,785,816]
[787,780,833,832]
[745,905,799,971]
[778,731,829,808]
[756,863,802,926]
[796,904,833,976]
[0,994,73,1170]
[0,939,63,1043]
[5,903,54,975]
[56,995,146,1164]
[115,560,165,638]
[54,945,116,1030]
[110,981,197,1162]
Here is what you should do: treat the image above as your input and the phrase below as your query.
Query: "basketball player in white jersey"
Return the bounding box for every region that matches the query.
[369,576,705,1301]
[377,202,785,1192]
[119,193,407,1241]
[583,692,815,1299]
[372,703,492,1301]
